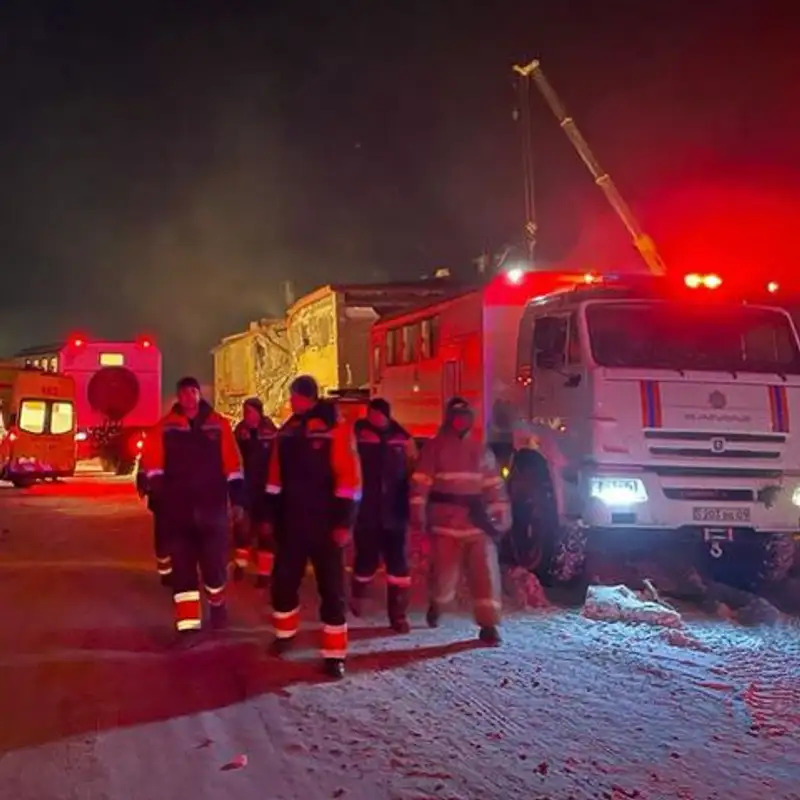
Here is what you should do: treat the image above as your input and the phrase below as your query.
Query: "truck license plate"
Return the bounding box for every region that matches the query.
[692,507,751,523]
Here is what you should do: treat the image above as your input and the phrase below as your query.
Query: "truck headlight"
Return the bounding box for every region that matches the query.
[792,487,800,507]
[589,477,648,506]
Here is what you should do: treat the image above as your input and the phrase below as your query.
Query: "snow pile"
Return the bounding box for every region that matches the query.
[501,566,549,609]
[583,584,683,628]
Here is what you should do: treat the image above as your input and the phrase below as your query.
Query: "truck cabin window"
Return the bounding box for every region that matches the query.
[532,316,568,369]
[586,301,800,374]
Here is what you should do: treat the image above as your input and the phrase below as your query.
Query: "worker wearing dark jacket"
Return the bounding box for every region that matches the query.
[232,397,277,588]
[135,456,172,587]
[265,375,361,679]
[350,398,417,632]
[140,377,245,644]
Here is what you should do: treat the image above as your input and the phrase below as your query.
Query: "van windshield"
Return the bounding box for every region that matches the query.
[586,301,800,374]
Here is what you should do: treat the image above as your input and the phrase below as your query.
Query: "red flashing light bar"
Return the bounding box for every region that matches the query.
[684,273,722,289]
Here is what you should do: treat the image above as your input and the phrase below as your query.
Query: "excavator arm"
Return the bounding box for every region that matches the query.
[513,60,666,277]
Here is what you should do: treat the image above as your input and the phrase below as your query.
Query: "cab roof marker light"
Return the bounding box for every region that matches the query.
[506,267,524,284]
[767,281,780,293]
[704,274,722,289]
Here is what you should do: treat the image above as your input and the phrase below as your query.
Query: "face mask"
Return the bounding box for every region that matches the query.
[450,412,473,436]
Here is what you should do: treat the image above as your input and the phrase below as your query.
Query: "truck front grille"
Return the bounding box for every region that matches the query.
[662,487,755,502]
[645,430,784,462]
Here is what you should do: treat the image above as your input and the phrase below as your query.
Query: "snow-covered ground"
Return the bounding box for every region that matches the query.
[3,608,800,799]
[1,478,800,799]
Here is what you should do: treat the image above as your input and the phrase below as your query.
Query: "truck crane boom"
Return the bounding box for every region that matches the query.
[514,69,537,263]
[513,59,666,277]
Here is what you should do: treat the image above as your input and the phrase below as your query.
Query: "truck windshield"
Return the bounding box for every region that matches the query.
[586,301,800,374]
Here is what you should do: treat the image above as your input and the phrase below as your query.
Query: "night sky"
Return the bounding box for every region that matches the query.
[2,1,798,386]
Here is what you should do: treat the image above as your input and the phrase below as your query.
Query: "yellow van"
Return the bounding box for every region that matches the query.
[0,365,77,487]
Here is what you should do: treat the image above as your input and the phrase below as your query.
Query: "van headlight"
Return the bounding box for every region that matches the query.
[589,477,648,506]
[791,487,800,507]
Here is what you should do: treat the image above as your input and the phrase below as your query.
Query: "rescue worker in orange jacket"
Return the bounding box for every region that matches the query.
[409,397,510,646]
[135,458,172,587]
[265,375,361,680]
[140,377,245,645]
[232,397,278,588]
[350,398,417,633]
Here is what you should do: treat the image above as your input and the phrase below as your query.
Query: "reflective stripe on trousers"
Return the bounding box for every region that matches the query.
[175,590,202,631]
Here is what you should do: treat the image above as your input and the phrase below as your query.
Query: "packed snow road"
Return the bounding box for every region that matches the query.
[0,476,799,800]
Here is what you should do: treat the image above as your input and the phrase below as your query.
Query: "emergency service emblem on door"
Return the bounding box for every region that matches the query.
[708,391,726,410]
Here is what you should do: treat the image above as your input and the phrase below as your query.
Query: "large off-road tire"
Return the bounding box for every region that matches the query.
[115,459,136,476]
[10,475,35,489]
[505,451,585,584]
[758,533,797,586]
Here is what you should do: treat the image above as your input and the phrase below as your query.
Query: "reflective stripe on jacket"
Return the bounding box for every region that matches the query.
[140,400,243,519]
[409,430,510,538]
[265,400,362,536]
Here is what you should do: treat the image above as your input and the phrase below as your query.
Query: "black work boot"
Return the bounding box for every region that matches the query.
[254,573,270,590]
[323,658,346,679]
[209,603,228,630]
[268,636,294,657]
[479,626,501,646]
[349,579,368,617]
[388,584,411,634]
[426,603,440,629]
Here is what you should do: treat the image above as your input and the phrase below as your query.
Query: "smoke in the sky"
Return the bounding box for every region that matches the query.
[1,2,798,386]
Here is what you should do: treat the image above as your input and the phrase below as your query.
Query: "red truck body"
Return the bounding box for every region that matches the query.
[369,270,594,454]
[10,336,162,471]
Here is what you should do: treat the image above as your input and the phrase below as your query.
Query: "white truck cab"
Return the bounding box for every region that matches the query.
[508,273,800,585]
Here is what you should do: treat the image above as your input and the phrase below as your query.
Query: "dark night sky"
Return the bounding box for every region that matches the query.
[1,1,799,386]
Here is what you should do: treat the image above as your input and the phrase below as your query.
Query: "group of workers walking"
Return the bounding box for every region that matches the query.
[137,374,511,679]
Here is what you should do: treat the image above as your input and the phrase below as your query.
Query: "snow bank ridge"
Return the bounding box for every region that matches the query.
[583,584,683,628]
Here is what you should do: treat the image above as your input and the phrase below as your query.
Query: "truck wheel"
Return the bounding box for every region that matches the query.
[507,453,585,584]
[100,457,116,474]
[758,533,796,585]
[11,476,34,489]
[115,459,135,476]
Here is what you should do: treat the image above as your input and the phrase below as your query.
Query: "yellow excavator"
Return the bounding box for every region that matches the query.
[513,59,666,277]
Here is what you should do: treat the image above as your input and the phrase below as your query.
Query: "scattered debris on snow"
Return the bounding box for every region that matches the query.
[660,628,711,651]
[220,754,248,771]
[501,566,549,609]
[583,584,683,628]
